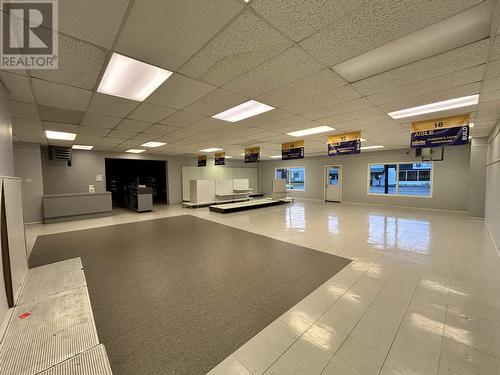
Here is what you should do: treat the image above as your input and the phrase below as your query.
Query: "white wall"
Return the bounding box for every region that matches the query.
[0,85,14,176]
[258,146,471,211]
[485,123,500,250]
[13,142,44,223]
[468,137,488,218]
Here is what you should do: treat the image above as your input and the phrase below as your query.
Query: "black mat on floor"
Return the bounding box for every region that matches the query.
[29,215,350,375]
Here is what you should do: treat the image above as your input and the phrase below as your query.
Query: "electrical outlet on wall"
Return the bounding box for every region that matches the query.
[96,174,103,182]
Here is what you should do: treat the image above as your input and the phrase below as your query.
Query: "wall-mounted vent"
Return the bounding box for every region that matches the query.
[48,146,72,166]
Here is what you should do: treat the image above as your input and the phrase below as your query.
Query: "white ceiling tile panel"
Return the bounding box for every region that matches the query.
[223,46,324,97]
[158,110,206,127]
[236,109,293,127]
[96,137,125,146]
[127,103,176,123]
[42,121,79,133]
[185,118,229,131]
[32,79,92,111]
[281,85,361,114]
[251,0,367,42]
[81,112,122,129]
[11,118,43,131]
[257,69,347,108]
[106,129,138,139]
[117,0,243,70]
[87,93,138,117]
[183,88,247,116]
[29,35,107,90]
[116,119,152,132]
[352,40,489,95]
[314,107,384,126]
[300,98,374,121]
[38,105,83,124]
[74,135,103,144]
[366,65,485,105]
[0,72,34,103]
[145,74,216,110]
[179,10,293,86]
[485,58,500,79]
[143,124,180,136]
[300,0,483,66]
[77,127,111,137]
[489,35,500,61]
[58,0,129,48]
[9,101,39,120]
[482,76,500,92]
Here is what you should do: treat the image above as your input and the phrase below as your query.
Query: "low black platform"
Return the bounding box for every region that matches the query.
[209,198,290,213]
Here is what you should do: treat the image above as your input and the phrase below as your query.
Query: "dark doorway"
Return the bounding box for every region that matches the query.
[105,158,167,207]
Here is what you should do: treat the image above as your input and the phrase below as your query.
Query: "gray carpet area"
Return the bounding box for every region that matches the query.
[29,215,350,375]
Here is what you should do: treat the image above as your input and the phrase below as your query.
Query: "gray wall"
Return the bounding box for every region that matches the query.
[0,85,14,176]
[468,137,488,218]
[40,148,198,205]
[13,142,44,223]
[485,122,500,250]
[258,146,471,211]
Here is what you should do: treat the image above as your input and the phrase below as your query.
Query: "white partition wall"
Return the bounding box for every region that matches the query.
[182,166,258,201]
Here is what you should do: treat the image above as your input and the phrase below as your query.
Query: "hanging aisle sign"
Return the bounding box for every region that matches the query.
[215,152,226,165]
[410,115,470,148]
[282,140,304,160]
[198,155,207,167]
[328,131,361,156]
[245,147,260,163]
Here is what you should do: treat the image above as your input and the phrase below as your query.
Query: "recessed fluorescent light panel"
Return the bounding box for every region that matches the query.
[98,53,173,101]
[141,141,166,148]
[287,126,335,137]
[270,155,282,159]
[212,100,274,122]
[361,145,384,150]
[200,148,222,152]
[72,145,93,150]
[126,149,145,153]
[387,95,479,119]
[45,130,76,141]
[333,1,492,82]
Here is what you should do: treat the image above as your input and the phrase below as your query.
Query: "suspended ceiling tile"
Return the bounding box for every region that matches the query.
[367,64,485,105]
[183,88,247,116]
[116,0,243,70]
[74,135,103,144]
[11,118,43,130]
[32,79,92,111]
[223,46,324,97]
[106,129,137,139]
[251,0,366,42]
[81,112,122,129]
[9,101,40,120]
[58,0,129,48]
[257,69,347,108]
[77,126,111,137]
[158,110,206,127]
[96,137,124,146]
[131,133,159,141]
[237,108,293,127]
[145,73,216,110]
[482,76,500,92]
[352,40,488,95]
[42,121,79,133]
[0,71,34,103]
[127,103,176,123]
[168,127,201,139]
[116,119,152,132]
[87,93,138,117]
[314,107,384,126]
[143,124,180,136]
[30,34,107,90]
[185,117,229,131]
[301,98,374,121]
[179,10,293,86]
[38,105,83,124]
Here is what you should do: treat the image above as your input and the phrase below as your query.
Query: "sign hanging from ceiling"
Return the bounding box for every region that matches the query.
[244,147,260,163]
[410,114,470,148]
[282,140,304,160]
[328,131,361,156]
[197,155,207,167]
[215,152,226,166]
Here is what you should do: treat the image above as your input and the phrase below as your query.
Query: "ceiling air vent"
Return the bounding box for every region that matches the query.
[48,146,72,166]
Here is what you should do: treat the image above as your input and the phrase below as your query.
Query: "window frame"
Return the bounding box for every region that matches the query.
[275,166,306,192]
[366,161,433,198]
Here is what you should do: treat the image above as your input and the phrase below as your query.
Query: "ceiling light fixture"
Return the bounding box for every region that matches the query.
[200,148,223,152]
[98,53,173,101]
[72,145,93,150]
[225,156,233,159]
[212,100,274,122]
[270,155,282,159]
[361,145,384,150]
[141,141,166,147]
[387,94,479,119]
[333,1,492,82]
[45,130,76,141]
[469,122,474,128]
[287,126,335,137]
[126,149,145,153]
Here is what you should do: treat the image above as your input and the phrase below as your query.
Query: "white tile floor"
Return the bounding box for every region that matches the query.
[25,200,500,375]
